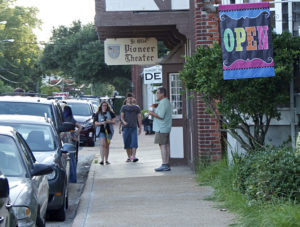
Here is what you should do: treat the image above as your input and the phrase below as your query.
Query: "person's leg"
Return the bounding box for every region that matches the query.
[126,149,132,159]
[123,128,131,161]
[69,153,77,183]
[99,136,106,165]
[105,140,110,164]
[155,133,170,171]
[130,128,138,162]
[160,144,170,165]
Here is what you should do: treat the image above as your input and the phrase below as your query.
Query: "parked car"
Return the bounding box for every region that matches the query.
[0,171,17,227]
[0,96,79,158]
[65,100,96,146]
[0,115,76,221]
[0,126,52,227]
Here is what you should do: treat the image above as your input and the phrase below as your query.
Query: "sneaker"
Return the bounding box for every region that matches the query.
[126,158,131,162]
[99,161,104,165]
[133,158,139,162]
[105,161,111,165]
[155,164,170,172]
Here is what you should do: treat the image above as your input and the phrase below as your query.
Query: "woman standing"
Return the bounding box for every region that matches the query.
[62,105,82,183]
[95,101,116,165]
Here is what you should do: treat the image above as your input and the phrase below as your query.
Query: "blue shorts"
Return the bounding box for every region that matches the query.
[99,132,113,140]
[122,127,138,149]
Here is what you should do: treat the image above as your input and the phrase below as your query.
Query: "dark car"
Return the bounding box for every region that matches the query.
[0,126,53,227]
[0,171,17,227]
[65,100,96,146]
[0,95,80,157]
[0,115,76,221]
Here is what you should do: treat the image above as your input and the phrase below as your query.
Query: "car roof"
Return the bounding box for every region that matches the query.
[0,96,57,105]
[64,99,92,104]
[0,115,51,126]
[0,125,16,137]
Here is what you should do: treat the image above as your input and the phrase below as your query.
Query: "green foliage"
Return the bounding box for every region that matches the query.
[40,85,60,95]
[236,146,300,202]
[38,22,131,93]
[196,159,300,226]
[0,79,13,93]
[112,98,124,114]
[180,33,300,151]
[0,0,41,91]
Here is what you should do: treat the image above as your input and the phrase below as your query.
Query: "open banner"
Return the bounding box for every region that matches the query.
[219,2,275,80]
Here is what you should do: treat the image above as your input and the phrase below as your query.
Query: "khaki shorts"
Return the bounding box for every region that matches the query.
[154,132,170,145]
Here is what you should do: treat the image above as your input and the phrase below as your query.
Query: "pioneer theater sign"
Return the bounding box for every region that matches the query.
[104,38,158,65]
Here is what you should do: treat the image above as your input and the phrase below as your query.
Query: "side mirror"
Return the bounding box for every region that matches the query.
[58,122,75,133]
[31,163,53,176]
[61,143,76,154]
[0,174,9,198]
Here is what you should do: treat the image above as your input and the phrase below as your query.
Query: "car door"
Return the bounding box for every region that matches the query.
[15,133,49,220]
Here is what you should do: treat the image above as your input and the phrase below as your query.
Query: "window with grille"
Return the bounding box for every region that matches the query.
[169,73,183,118]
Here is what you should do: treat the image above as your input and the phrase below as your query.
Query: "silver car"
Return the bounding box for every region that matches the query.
[0,171,17,227]
[0,115,76,221]
[0,126,52,227]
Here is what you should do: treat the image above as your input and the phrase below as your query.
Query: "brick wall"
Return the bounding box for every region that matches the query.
[194,0,222,162]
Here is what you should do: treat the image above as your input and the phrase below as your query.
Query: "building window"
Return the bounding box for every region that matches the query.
[169,73,183,118]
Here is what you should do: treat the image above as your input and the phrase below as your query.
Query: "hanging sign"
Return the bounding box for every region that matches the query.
[104,38,158,65]
[219,2,275,80]
[143,65,162,84]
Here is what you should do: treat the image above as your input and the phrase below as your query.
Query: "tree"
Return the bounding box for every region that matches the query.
[0,0,41,91]
[40,85,60,95]
[39,22,131,95]
[179,32,300,151]
[0,79,13,93]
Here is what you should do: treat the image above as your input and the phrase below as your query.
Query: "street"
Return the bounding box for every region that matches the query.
[46,142,99,227]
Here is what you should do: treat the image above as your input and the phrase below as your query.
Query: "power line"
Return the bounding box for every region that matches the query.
[0,74,21,83]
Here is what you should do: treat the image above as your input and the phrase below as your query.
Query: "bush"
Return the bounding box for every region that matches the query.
[196,159,300,226]
[236,146,300,202]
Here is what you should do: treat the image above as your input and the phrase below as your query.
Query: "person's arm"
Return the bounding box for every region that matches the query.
[149,111,163,120]
[121,112,128,126]
[137,113,142,135]
[106,112,116,124]
[119,121,122,134]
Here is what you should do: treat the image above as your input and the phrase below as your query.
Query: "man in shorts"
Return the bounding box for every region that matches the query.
[149,87,172,171]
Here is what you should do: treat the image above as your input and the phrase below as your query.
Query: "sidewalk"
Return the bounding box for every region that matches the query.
[72,128,235,227]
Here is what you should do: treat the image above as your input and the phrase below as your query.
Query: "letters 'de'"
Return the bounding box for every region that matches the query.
[219,2,275,80]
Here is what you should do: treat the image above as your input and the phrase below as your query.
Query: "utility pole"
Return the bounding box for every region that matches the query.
[288,1,296,151]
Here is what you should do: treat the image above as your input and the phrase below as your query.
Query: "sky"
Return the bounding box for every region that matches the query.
[16,0,95,42]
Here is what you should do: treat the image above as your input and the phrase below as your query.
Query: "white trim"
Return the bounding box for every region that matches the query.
[170,127,184,158]
[169,73,183,119]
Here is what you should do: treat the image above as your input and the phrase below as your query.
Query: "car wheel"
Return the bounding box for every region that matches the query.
[55,192,67,222]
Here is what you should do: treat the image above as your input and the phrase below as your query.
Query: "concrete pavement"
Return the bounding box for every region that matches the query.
[72,128,236,227]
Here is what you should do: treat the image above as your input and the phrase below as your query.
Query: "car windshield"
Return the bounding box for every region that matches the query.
[0,135,25,177]
[68,103,91,116]
[0,123,56,152]
[0,102,53,120]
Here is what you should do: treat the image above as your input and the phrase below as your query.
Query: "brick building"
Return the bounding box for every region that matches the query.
[95,0,300,168]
